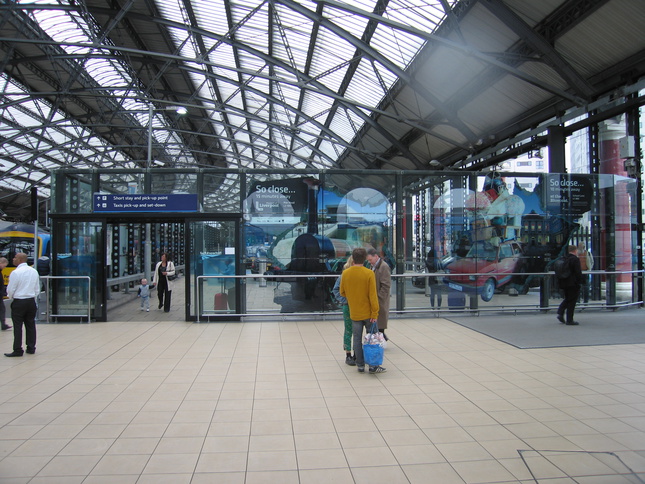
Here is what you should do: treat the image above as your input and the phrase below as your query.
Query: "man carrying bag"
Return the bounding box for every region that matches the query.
[340,248,385,374]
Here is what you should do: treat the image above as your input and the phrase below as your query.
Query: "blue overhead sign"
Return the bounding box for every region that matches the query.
[93,194,198,212]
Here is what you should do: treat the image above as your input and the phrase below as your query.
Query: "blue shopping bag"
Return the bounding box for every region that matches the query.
[363,323,384,366]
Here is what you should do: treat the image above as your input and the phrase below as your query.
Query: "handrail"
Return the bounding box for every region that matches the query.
[194,269,644,321]
[40,275,92,323]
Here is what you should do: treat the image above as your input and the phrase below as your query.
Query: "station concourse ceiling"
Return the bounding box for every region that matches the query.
[0,0,644,221]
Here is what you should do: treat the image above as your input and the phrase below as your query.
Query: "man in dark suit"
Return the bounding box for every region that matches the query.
[556,245,584,326]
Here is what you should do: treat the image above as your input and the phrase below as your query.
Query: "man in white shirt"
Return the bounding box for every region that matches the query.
[5,253,41,357]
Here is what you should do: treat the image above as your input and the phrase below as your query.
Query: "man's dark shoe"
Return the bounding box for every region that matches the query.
[1,325,11,331]
[557,314,565,324]
[4,351,23,357]
[345,355,356,366]
[566,321,580,325]
[26,348,36,354]
[357,366,365,373]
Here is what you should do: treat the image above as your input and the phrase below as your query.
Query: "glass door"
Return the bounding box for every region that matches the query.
[51,220,105,322]
[188,220,240,321]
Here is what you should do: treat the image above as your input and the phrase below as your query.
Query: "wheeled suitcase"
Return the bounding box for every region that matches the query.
[448,291,466,310]
[214,292,228,310]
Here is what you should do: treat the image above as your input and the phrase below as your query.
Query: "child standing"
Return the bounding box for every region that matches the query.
[138,278,151,311]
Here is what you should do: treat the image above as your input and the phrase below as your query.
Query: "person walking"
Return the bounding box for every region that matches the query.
[4,253,40,356]
[138,278,151,312]
[152,253,176,312]
[425,246,442,309]
[340,247,384,374]
[576,242,593,303]
[366,247,391,340]
[332,256,355,366]
[556,245,584,326]
[0,257,12,331]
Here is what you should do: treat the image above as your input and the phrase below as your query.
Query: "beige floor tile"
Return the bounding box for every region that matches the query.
[58,438,115,456]
[296,448,348,469]
[244,469,300,484]
[155,436,205,454]
[0,455,52,478]
[249,434,295,452]
[451,458,517,483]
[89,454,149,476]
[352,464,411,484]
[107,437,160,455]
[136,474,192,484]
[389,444,446,465]
[344,446,398,467]
[143,453,200,474]
[246,450,297,471]
[435,441,493,462]
[190,471,245,483]
[298,467,354,484]
[37,454,103,477]
[196,452,248,473]
[10,438,70,457]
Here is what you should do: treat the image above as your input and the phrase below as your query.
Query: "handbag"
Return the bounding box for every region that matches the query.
[363,323,385,366]
[167,262,178,281]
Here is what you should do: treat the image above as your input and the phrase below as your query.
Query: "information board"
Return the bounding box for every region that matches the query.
[93,194,198,212]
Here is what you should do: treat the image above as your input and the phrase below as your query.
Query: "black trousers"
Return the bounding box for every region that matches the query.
[157,284,172,312]
[11,298,37,353]
[558,285,580,323]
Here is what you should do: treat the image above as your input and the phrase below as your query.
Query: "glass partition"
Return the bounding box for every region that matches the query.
[51,220,104,322]
[190,220,239,320]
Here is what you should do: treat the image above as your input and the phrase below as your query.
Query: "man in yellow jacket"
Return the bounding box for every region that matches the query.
[340,247,385,373]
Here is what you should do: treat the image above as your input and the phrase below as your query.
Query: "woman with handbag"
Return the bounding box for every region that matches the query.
[152,252,175,312]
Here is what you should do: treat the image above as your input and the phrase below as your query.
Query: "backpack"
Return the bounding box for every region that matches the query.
[554,256,571,279]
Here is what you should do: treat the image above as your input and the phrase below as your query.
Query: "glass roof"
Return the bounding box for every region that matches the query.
[0,0,455,202]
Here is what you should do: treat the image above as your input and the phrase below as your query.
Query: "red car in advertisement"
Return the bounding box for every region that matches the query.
[443,239,523,302]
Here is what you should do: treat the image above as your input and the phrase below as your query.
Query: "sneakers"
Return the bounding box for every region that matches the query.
[146,309,150,312]
[566,321,580,325]
[345,355,356,366]
[357,366,365,373]
[369,366,386,374]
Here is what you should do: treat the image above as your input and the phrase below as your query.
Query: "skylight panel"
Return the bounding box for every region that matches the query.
[384,0,451,33]
[330,110,359,143]
[370,24,424,70]
[191,0,229,31]
[323,3,372,35]
[343,58,386,106]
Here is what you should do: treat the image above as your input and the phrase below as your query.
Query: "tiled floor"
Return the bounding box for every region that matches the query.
[1,307,645,482]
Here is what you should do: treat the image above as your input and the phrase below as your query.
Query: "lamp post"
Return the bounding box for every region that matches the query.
[144,105,187,283]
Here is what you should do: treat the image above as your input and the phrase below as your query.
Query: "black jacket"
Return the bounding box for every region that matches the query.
[560,252,584,287]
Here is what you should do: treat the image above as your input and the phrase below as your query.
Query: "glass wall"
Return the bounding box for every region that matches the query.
[49,166,643,320]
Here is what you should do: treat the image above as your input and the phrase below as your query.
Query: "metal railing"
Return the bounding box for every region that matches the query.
[194,269,643,321]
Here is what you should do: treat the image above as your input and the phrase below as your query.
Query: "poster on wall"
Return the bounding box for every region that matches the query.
[435,173,595,303]
[244,178,309,232]
[543,174,593,215]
